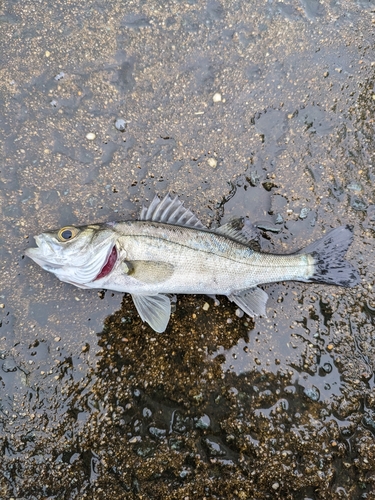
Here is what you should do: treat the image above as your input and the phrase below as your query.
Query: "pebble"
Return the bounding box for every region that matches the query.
[299,207,310,220]
[208,158,217,168]
[304,386,320,401]
[351,197,367,211]
[115,118,127,132]
[347,182,362,192]
[195,414,211,430]
[143,408,152,418]
[2,359,17,372]
[129,436,141,443]
[322,362,332,373]
[256,221,280,232]
[86,132,96,141]
[272,482,280,490]
[202,302,210,311]
[213,92,222,102]
[275,213,284,224]
[149,427,166,439]
[0,303,4,308]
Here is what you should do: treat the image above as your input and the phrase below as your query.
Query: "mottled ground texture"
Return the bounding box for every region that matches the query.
[1,0,375,498]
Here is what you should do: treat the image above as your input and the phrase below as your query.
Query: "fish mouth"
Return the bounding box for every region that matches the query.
[94,245,118,281]
[25,236,64,271]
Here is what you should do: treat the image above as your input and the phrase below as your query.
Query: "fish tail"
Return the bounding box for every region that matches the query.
[300,225,360,287]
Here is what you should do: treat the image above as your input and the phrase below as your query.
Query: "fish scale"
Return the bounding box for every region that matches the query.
[108,222,313,294]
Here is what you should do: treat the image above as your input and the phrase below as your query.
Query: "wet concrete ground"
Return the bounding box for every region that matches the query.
[1,0,375,498]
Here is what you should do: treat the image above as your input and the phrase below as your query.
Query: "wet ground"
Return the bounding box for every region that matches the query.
[1,0,375,498]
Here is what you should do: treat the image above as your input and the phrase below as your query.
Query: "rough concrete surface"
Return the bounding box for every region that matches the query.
[1,0,375,498]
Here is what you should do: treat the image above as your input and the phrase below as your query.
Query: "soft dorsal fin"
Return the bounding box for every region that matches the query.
[139,194,206,229]
[215,218,260,245]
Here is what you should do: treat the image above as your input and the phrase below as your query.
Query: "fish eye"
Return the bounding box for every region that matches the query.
[57,226,79,242]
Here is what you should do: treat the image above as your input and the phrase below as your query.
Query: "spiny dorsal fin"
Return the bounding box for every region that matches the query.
[215,218,260,246]
[140,194,206,229]
[139,194,206,229]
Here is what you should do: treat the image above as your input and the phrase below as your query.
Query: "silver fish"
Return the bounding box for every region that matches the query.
[25,194,359,332]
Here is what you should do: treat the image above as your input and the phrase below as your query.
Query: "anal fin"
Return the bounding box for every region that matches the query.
[228,287,268,317]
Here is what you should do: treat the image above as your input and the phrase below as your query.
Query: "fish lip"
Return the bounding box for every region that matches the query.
[25,246,63,271]
[94,245,118,281]
[24,236,41,257]
[25,235,63,269]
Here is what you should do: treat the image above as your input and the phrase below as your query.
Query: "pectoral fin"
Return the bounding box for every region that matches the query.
[132,294,171,333]
[122,260,174,284]
[228,287,268,317]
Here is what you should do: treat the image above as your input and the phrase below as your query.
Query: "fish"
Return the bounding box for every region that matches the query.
[25,194,360,333]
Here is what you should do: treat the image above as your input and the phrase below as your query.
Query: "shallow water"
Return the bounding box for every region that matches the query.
[1,0,375,498]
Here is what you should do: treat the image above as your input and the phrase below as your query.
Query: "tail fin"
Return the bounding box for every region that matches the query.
[299,225,360,287]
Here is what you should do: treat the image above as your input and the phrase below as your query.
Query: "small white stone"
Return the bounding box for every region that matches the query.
[86,132,96,141]
[202,302,210,311]
[129,436,141,443]
[235,308,244,318]
[213,92,222,102]
[272,482,280,490]
[208,158,217,168]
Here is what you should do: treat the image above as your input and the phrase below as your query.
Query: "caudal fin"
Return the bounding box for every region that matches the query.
[300,225,360,287]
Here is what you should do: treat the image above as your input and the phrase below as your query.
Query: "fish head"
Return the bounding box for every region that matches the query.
[25,224,119,288]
